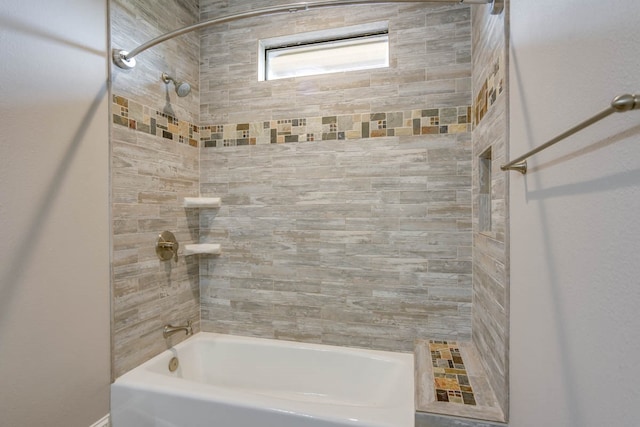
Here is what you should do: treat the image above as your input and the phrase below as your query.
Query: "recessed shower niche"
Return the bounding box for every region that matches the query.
[479,146,492,233]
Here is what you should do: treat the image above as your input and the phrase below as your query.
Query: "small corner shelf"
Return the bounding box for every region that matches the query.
[183,196,223,256]
[183,197,221,208]
[184,244,222,256]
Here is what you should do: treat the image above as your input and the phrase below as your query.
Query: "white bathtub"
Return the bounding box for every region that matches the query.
[111,333,414,427]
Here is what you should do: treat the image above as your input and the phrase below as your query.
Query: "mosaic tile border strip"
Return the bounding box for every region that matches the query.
[112,94,472,148]
[201,107,471,148]
[429,340,476,406]
[473,51,505,126]
[112,95,200,147]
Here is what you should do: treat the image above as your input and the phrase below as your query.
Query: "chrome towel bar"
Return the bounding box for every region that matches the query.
[502,94,639,174]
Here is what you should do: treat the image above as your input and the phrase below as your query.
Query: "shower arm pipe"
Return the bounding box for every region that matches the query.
[113,0,499,69]
[501,94,640,174]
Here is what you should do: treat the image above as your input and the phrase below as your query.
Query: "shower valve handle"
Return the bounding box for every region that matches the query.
[156,231,179,262]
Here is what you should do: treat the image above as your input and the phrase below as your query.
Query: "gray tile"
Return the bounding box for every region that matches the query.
[470,4,509,417]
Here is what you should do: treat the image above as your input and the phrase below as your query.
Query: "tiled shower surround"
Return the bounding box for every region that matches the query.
[110,0,480,379]
[110,0,201,378]
[199,133,472,350]
[111,0,200,124]
[471,3,509,418]
[197,0,474,351]
[200,1,472,123]
[111,124,201,378]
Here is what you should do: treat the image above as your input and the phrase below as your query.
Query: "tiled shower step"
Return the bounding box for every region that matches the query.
[415,339,506,423]
[415,412,507,427]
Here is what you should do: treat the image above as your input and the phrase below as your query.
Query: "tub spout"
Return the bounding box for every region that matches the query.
[163,320,193,339]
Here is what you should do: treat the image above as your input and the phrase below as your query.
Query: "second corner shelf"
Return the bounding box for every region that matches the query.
[182,197,222,256]
[183,197,221,208]
[184,244,222,256]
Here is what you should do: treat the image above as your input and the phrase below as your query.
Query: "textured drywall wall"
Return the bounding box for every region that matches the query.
[509,0,640,425]
[0,0,110,425]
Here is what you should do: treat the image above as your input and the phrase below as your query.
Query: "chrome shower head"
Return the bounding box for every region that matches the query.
[162,72,191,97]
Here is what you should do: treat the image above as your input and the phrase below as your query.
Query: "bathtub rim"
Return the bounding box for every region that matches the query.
[112,332,415,427]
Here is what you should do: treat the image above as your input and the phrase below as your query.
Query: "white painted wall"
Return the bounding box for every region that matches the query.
[509,1,640,426]
[0,0,110,426]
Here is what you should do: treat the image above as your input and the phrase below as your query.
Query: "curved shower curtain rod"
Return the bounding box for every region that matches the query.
[113,0,503,69]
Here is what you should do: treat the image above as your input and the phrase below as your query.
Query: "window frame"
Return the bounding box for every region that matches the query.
[258,21,390,82]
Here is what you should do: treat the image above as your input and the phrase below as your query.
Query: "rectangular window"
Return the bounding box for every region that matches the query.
[259,22,389,81]
[265,34,388,81]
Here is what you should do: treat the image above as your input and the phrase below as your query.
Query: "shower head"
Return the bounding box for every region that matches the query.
[162,72,191,97]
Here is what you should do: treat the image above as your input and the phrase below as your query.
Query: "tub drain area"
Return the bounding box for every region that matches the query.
[168,357,179,372]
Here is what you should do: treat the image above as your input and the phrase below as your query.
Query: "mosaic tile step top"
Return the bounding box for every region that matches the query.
[415,340,505,423]
[429,340,476,406]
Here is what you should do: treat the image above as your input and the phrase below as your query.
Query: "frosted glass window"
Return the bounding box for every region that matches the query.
[265,34,389,81]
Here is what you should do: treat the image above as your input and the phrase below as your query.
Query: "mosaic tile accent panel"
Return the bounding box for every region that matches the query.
[200,107,472,148]
[430,340,476,406]
[112,95,200,147]
[111,94,472,150]
[473,51,504,126]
